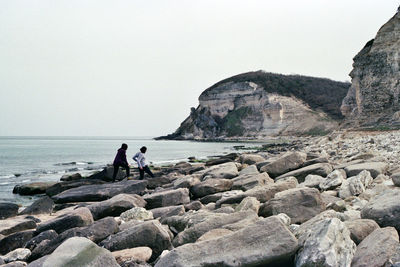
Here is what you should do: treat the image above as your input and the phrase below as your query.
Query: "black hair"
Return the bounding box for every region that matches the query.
[140,146,147,153]
[121,143,128,150]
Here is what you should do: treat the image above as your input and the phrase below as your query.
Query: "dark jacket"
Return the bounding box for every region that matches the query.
[113,148,128,165]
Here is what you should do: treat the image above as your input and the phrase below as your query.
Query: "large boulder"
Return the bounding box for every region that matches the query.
[239,154,265,165]
[361,189,400,231]
[155,216,299,267]
[344,162,388,178]
[232,172,273,191]
[0,230,35,255]
[234,197,260,213]
[201,162,239,179]
[276,163,333,183]
[143,188,190,209]
[319,169,347,191]
[111,247,152,265]
[51,180,147,203]
[1,248,31,263]
[338,170,373,199]
[36,207,94,234]
[150,205,185,220]
[190,179,233,198]
[172,175,200,189]
[32,237,119,267]
[45,179,106,197]
[25,230,58,252]
[0,217,37,236]
[19,196,54,215]
[13,182,57,195]
[87,194,146,220]
[0,203,19,219]
[351,227,399,267]
[269,187,326,224]
[60,173,82,181]
[344,219,380,244]
[298,174,325,189]
[243,177,298,203]
[260,151,307,178]
[295,218,356,267]
[100,220,172,261]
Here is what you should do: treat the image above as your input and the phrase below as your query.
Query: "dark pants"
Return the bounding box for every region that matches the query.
[139,165,154,180]
[113,163,130,182]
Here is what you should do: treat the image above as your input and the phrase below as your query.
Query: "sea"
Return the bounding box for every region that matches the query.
[0,136,258,206]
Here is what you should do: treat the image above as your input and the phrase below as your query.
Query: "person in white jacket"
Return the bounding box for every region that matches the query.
[132,146,154,180]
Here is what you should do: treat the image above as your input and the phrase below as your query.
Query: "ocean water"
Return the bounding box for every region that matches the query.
[0,136,257,205]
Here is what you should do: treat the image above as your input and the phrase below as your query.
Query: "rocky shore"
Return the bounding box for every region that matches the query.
[1,130,400,266]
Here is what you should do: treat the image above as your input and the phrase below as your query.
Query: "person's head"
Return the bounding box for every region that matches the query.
[121,143,128,150]
[140,146,147,153]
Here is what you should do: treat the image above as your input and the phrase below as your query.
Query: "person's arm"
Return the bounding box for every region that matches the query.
[133,153,143,169]
[123,150,128,165]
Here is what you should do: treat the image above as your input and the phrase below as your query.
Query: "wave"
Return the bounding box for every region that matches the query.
[54,161,94,166]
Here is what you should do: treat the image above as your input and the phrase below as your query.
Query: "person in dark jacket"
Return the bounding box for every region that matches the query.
[112,143,130,182]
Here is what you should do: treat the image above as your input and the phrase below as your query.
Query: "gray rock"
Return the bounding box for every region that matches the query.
[234,197,260,213]
[243,177,298,202]
[239,154,265,165]
[150,205,185,220]
[87,193,146,220]
[0,217,37,236]
[34,237,119,267]
[319,169,347,191]
[60,173,82,181]
[155,216,299,267]
[276,163,333,183]
[201,162,239,179]
[298,174,325,189]
[191,179,233,198]
[45,179,106,197]
[295,218,355,267]
[19,196,54,215]
[301,157,329,167]
[269,187,326,224]
[25,230,58,251]
[36,207,94,234]
[172,176,200,189]
[120,207,153,222]
[232,172,273,191]
[361,189,400,231]
[238,165,259,175]
[2,248,31,263]
[1,261,27,267]
[344,219,380,244]
[351,227,399,267]
[51,180,147,204]
[260,151,307,178]
[214,191,246,208]
[339,170,373,199]
[100,220,172,261]
[13,182,57,195]
[392,172,400,187]
[0,203,19,219]
[0,230,35,255]
[184,201,203,211]
[344,162,388,178]
[196,228,234,242]
[143,188,190,209]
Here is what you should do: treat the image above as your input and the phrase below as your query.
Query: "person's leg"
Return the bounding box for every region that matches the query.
[144,165,154,178]
[139,167,144,180]
[112,164,119,182]
[121,162,130,179]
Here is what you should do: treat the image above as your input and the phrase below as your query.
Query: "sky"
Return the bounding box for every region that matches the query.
[0,0,399,137]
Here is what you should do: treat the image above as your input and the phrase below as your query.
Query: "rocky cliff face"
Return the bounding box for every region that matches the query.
[159,71,349,140]
[341,7,400,128]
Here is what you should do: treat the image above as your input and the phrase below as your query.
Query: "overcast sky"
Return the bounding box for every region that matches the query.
[0,0,398,136]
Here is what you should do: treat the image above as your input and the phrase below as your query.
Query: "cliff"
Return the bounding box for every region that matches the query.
[158,71,350,140]
[341,7,400,128]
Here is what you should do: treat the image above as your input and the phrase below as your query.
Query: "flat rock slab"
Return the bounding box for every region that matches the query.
[276,163,333,183]
[232,172,273,191]
[344,162,388,178]
[155,216,299,267]
[201,162,239,179]
[143,188,190,209]
[150,205,185,220]
[0,217,37,236]
[46,179,106,197]
[13,182,57,195]
[260,151,307,178]
[52,180,147,204]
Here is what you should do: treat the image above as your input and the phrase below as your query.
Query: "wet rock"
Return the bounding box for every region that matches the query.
[36,207,93,234]
[239,154,265,165]
[25,230,58,251]
[0,203,19,219]
[87,193,146,220]
[13,182,57,196]
[201,162,239,179]
[269,187,326,224]
[191,179,233,198]
[232,172,273,191]
[155,216,299,267]
[344,219,380,244]
[120,208,153,222]
[112,247,152,265]
[100,220,172,261]
[344,162,388,178]
[143,188,190,209]
[295,218,355,267]
[60,173,82,181]
[276,163,333,183]
[45,179,106,197]
[319,169,347,191]
[150,206,185,220]
[339,170,373,199]
[19,196,54,215]
[351,227,399,267]
[0,217,37,236]
[0,230,35,255]
[260,151,307,178]
[2,248,31,263]
[51,180,147,204]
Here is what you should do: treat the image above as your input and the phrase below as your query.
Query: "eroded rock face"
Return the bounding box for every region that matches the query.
[341,8,400,128]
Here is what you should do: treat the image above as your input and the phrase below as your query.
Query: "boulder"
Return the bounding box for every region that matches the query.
[191,179,233,198]
[238,165,259,175]
[100,220,172,261]
[0,230,35,255]
[45,179,106,197]
[87,194,146,220]
[214,191,246,208]
[172,176,200,189]
[260,151,307,178]
[172,210,258,247]
[1,261,27,267]
[13,182,57,195]
[111,247,152,265]
[319,169,347,191]
[276,163,333,183]
[269,187,326,224]
[25,230,58,251]
[344,219,380,244]
[301,157,329,167]
[298,174,325,189]
[295,218,356,267]
[184,201,203,211]
[60,173,82,181]
[339,170,373,199]
[0,203,19,219]
[51,180,147,204]
[361,189,400,231]
[150,205,185,220]
[234,197,260,213]
[232,173,273,191]
[33,237,119,267]
[243,177,298,203]
[200,190,243,205]
[205,157,233,167]
[351,227,399,267]
[36,207,93,234]
[88,166,127,182]
[2,248,31,263]
[0,217,37,236]
[201,162,238,179]
[239,154,265,165]
[120,207,153,222]
[344,162,388,178]
[155,216,299,267]
[392,172,400,187]
[143,188,190,209]
[19,196,54,215]
[196,228,234,242]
